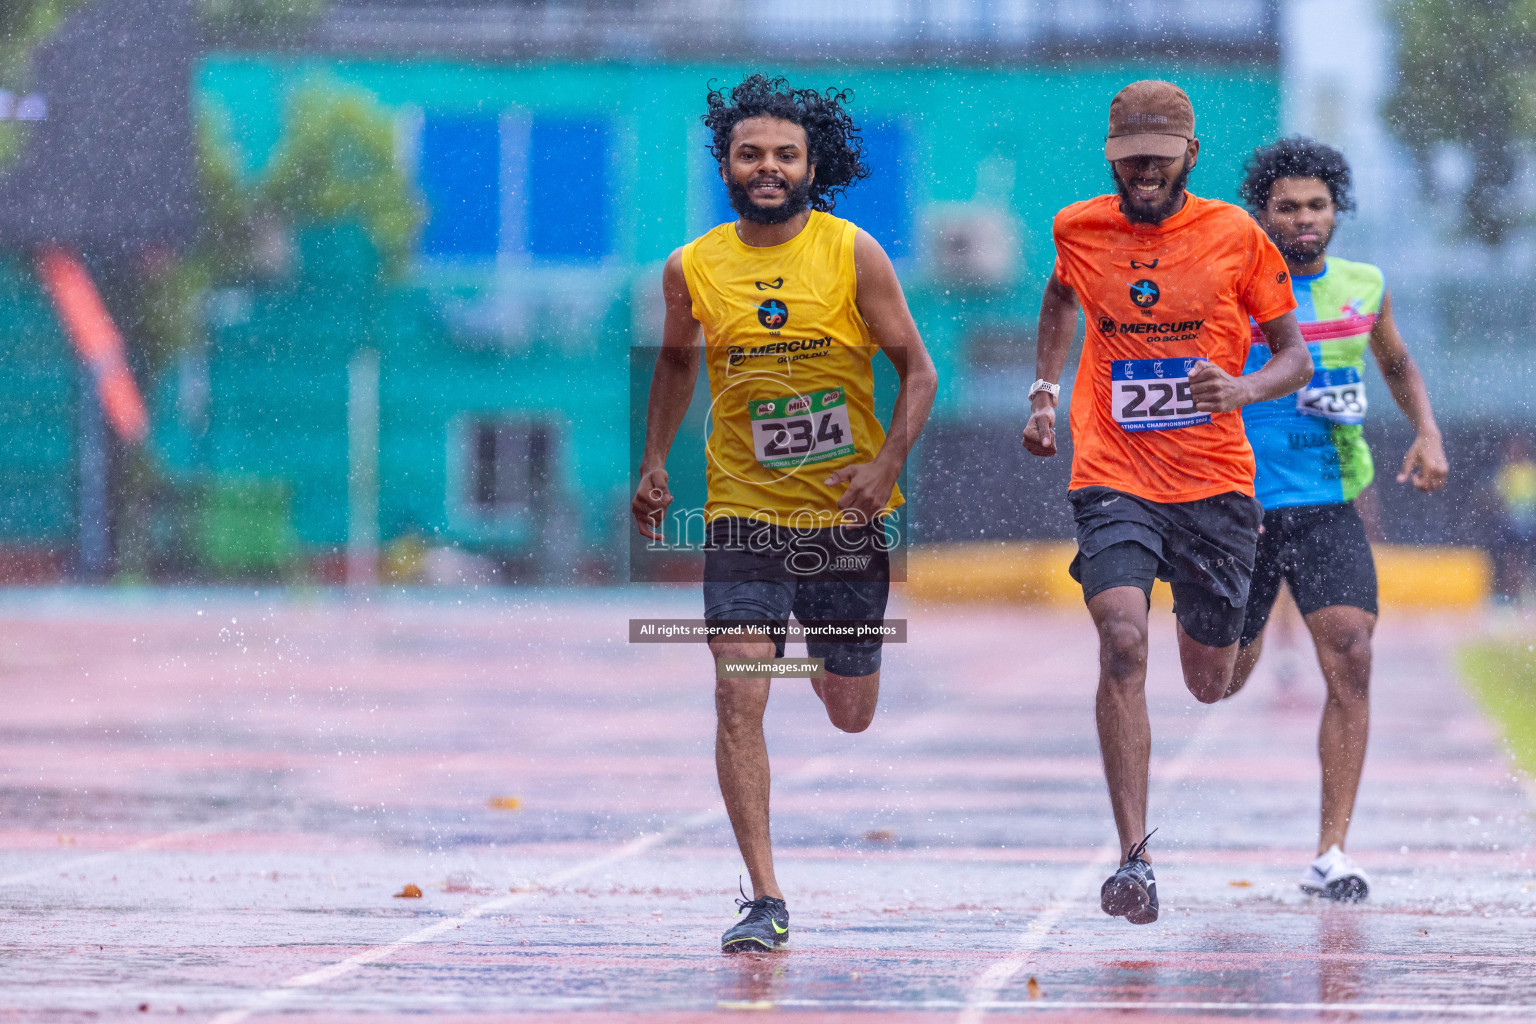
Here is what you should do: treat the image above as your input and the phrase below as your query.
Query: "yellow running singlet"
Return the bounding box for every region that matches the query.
[680,210,902,525]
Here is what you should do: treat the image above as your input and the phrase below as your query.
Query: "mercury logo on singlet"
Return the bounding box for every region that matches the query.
[726,335,835,367]
[1098,317,1205,343]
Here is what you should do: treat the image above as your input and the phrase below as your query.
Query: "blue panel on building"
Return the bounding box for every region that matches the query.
[419,115,501,259]
[710,158,735,229]
[836,121,911,259]
[528,117,611,261]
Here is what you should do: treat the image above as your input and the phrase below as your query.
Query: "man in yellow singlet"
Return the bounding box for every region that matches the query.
[632,75,938,953]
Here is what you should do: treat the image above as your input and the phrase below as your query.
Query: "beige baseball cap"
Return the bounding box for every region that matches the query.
[1105,80,1195,161]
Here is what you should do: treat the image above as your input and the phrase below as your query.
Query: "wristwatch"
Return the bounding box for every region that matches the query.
[1028,379,1061,400]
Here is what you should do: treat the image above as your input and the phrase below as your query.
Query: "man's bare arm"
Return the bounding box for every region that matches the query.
[1022,271,1080,457]
[828,230,939,522]
[1249,312,1314,401]
[632,249,702,539]
[1188,311,1312,413]
[1369,290,1447,491]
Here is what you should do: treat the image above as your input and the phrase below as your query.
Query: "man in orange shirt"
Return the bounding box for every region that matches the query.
[1022,81,1312,924]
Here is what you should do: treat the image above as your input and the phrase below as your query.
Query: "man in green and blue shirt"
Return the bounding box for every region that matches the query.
[1227,137,1448,900]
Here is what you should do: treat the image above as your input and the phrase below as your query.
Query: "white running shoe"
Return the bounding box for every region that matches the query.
[1299,845,1369,901]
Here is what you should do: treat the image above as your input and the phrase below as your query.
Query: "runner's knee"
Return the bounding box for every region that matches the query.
[826,698,876,733]
[711,638,777,663]
[830,711,874,733]
[713,646,773,730]
[1175,622,1239,704]
[1185,664,1232,704]
[814,672,879,733]
[1317,623,1371,701]
[1318,620,1370,660]
[1097,616,1148,681]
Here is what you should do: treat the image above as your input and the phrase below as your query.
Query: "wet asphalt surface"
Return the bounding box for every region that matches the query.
[0,589,1531,1021]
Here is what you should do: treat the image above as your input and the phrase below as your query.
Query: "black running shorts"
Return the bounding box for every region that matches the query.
[1238,502,1378,647]
[1068,486,1264,649]
[702,517,891,677]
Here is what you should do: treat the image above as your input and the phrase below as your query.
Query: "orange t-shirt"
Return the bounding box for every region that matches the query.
[1052,192,1296,503]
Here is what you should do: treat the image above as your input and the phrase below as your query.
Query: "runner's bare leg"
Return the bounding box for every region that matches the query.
[1306,605,1374,853]
[711,635,782,900]
[1088,586,1153,862]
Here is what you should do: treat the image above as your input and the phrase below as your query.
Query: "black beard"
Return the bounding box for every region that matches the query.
[1112,162,1193,225]
[1267,226,1331,265]
[728,175,814,225]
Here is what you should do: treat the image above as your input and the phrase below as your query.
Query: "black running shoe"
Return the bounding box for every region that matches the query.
[721,888,789,953]
[1101,830,1159,925]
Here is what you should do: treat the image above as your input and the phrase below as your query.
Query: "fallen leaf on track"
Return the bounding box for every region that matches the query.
[1228,880,1252,887]
[394,884,423,898]
[488,796,522,810]
[1027,976,1043,999]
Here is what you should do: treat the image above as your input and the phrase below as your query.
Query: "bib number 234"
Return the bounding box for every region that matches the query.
[750,387,857,469]
[1111,358,1212,432]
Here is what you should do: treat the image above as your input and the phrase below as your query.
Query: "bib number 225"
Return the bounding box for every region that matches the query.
[1111,358,1212,432]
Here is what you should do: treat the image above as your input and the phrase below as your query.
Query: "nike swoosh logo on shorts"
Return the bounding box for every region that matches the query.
[1101,496,1120,506]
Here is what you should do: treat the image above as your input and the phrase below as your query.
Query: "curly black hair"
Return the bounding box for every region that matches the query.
[703,74,870,212]
[1239,136,1356,214]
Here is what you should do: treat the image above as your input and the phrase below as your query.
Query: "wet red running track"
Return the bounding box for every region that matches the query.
[0,589,1531,1021]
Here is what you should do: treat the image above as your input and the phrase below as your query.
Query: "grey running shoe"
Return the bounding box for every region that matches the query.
[1101,830,1159,925]
[721,891,789,952]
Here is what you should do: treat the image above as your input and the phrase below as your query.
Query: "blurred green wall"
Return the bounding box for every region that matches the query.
[199,56,1278,265]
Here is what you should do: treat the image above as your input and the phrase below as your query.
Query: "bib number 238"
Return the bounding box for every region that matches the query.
[1111,358,1212,432]
[1296,367,1367,425]
[751,387,857,469]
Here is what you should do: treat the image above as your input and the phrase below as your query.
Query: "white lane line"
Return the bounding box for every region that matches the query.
[0,811,258,889]
[205,806,722,1024]
[786,998,1536,1015]
[956,698,1235,1024]
[953,847,1116,1024]
[205,745,855,1024]
[61,994,1536,1017]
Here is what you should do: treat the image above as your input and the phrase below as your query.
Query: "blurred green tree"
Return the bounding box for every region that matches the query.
[0,0,86,84]
[143,80,424,371]
[1384,0,1534,244]
[140,116,252,372]
[0,0,86,165]
[131,78,421,581]
[259,80,424,276]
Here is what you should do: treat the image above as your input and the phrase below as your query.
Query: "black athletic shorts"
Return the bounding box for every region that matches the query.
[1238,502,1378,647]
[1068,485,1264,649]
[702,517,891,677]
